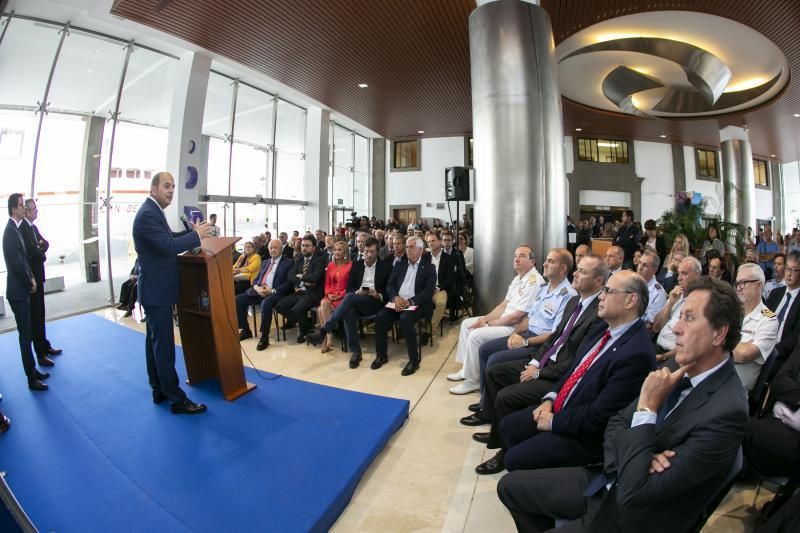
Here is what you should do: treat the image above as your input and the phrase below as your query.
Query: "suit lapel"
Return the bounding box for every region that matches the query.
[578,320,644,385]
[658,357,735,432]
[572,297,600,331]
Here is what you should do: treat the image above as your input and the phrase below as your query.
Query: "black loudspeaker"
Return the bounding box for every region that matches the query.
[445,166,470,201]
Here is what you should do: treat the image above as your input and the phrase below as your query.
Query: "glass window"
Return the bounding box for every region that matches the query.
[207,137,230,196]
[117,46,178,127]
[0,18,62,107]
[392,139,420,170]
[0,109,37,195]
[354,134,369,214]
[231,84,273,198]
[277,204,305,237]
[274,100,305,199]
[753,159,769,188]
[696,149,718,180]
[331,124,354,208]
[577,138,629,164]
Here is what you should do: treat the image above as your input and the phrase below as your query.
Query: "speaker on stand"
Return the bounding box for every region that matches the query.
[445,166,470,230]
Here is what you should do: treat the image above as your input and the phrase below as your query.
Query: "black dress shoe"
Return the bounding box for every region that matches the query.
[306,328,326,346]
[468,402,482,413]
[349,353,362,369]
[37,356,55,367]
[170,399,207,415]
[0,413,10,434]
[401,360,420,376]
[123,309,133,318]
[460,412,490,426]
[256,338,270,351]
[152,390,167,404]
[47,347,62,356]
[296,334,307,344]
[370,355,388,370]
[475,450,505,475]
[472,432,490,444]
[34,369,50,380]
[239,329,253,341]
[28,379,49,391]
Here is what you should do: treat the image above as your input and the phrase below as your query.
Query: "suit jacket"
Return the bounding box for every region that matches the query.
[530,295,603,382]
[589,357,747,533]
[346,259,391,302]
[384,252,407,268]
[3,219,35,301]
[765,286,800,361]
[19,220,46,282]
[386,259,437,316]
[131,198,200,306]
[769,340,800,408]
[657,272,678,294]
[549,320,657,452]
[422,250,455,294]
[286,253,327,299]
[246,255,293,298]
[281,243,294,259]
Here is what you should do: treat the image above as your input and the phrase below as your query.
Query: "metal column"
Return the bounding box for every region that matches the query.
[470,0,566,313]
[721,131,756,234]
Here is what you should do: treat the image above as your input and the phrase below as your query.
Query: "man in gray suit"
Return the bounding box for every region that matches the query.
[498,276,748,533]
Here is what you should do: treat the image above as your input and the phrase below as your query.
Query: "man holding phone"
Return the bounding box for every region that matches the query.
[308,237,390,368]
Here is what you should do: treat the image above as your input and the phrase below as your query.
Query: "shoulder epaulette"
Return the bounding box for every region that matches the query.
[559,287,568,296]
[762,308,776,319]
[528,274,539,283]
[655,283,663,291]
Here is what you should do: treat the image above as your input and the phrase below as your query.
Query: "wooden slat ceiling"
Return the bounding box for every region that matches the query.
[111,0,800,161]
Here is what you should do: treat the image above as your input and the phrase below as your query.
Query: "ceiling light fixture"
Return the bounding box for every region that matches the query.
[418,130,425,134]
[659,134,667,138]
[794,114,800,118]
[575,127,582,132]
[597,142,619,147]
[358,83,368,88]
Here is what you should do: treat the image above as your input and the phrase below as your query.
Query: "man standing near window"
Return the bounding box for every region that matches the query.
[614,209,641,269]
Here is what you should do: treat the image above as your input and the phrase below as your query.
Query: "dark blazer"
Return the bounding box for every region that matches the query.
[589,357,747,533]
[131,198,200,306]
[384,252,407,268]
[246,255,293,298]
[549,320,656,452]
[766,286,800,362]
[19,220,46,282]
[641,234,667,267]
[769,341,800,408]
[286,253,327,299]
[346,258,391,302]
[422,250,455,294]
[386,259,437,315]
[531,294,603,382]
[657,272,678,294]
[3,219,35,300]
[281,243,294,259]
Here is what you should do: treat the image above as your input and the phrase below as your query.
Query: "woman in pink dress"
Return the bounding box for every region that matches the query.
[317,241,352,353]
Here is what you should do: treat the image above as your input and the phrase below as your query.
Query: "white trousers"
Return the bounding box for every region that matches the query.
[455,317,515,382]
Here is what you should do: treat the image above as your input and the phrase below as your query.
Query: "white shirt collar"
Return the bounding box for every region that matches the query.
[688,355,729,388]
[9,217,22,228]
[147,196,165,214]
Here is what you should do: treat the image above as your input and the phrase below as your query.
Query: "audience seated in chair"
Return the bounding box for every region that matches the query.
[637,250,667,331]
[733,263,778,392]
[315,241,352,353]
[422,232,456,334]
[232,241,262,295]
[274,235,327,344]
[116,259,140,317]
[764,250,800,370]
[652,257,702,363]
[498,276,747,533]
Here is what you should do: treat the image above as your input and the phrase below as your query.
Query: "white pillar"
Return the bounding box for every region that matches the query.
[304,106,330,232]
[166,51,211,231]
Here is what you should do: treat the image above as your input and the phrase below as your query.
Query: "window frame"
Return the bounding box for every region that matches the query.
[753,158,770,189]
[576,137,629,164]
[390,139,421,172]
[695,148,720,182]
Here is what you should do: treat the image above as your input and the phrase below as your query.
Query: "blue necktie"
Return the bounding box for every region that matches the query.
[777,293,793,324]
[656,377,693,428]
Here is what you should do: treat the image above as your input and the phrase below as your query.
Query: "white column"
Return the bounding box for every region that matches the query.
[166,51,211,231]
[304,106,330,232]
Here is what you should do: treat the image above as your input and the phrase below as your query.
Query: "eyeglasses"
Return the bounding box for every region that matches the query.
[602,286,634,295]
[786,267,800,274]
[735,279,760,289]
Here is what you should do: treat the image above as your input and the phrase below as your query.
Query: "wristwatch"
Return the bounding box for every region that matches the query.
[522,338,529,347]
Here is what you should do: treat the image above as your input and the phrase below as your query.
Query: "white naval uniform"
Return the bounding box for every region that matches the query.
[644,277,668,324]
[736,302,778,391]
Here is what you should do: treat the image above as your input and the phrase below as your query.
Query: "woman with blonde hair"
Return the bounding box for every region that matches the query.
[317,241,352,353]
[232,241,262,294]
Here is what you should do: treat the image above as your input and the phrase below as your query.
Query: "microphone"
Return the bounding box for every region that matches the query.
[179,214,192,232]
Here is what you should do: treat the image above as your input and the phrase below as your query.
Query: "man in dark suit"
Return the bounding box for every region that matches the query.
[132,172,212,415]
[765,250,800,370]
[20,199,61,366]
[475,270,656,475]
[235,238,293,350]
[614,210,641,269]
[465,254,607,450]
[384,233,407,267]
[279,232,294,259]
[349,231,367,263]
[308,237,391,368]
[372,236,437,376]
[3,193,49,391]
[274,235,326,343]
[441,230,467,321]
[422,232,455,333]
[498,277,748,533]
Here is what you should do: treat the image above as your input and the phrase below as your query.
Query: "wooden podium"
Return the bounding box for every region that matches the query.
[176,236,256,401]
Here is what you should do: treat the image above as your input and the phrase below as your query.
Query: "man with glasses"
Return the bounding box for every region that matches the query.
[733,263,778,391]
[653,257,702,363]
[766,250,800,367]
[474,270,655,475]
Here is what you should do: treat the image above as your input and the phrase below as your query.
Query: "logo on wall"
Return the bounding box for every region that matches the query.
[188,139,196,154]
[186,166,198,189]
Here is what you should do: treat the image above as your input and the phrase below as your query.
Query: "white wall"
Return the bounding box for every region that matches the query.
[755,188,773,223]
[579,190,630,207]
[782,161,800,229]
[385,136,471,221]
[634,140,674,222]
[683,145,724,216]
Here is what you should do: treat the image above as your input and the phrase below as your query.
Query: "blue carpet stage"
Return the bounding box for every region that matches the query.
[0,314,409,532]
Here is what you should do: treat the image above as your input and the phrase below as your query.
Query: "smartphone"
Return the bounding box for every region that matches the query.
[361,286,370,291]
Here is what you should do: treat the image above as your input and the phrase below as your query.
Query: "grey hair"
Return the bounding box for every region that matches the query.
[683,256,702,273]
[641,250,661,271]
[737,263,765,285]
[406,236,425,250]
[625,273,650,317]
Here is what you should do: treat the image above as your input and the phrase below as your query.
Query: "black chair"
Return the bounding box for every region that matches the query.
[690,447,743,532]
[750,348,780,417]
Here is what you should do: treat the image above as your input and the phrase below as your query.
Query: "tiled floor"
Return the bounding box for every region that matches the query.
[99,307,771,532]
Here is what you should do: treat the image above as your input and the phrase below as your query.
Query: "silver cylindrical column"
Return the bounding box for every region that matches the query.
[721,135,755,235]
[470,0,566,314]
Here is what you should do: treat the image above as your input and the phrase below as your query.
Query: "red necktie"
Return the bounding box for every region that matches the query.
[258,261,274,286]
[553,330,612,412]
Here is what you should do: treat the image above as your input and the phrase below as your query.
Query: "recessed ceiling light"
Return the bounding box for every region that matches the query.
[770,154,776,157]
[357,83,368,88]
[575,128,582,132]
[418,130,425,134]
[794,113,800,117]
[659,134,667,138]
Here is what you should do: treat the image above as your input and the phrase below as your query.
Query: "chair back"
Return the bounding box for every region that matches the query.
[750,348,780,417]
[690,446,743,533]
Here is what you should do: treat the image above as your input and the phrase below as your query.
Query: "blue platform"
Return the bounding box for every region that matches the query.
[0,314,409,532]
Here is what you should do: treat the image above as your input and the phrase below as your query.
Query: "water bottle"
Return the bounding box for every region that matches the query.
[200,288,209,311]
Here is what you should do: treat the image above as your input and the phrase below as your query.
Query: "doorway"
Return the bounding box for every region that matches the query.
[392,206,419,227]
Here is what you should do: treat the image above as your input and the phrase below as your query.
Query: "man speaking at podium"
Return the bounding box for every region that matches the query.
[133,172,212,415]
